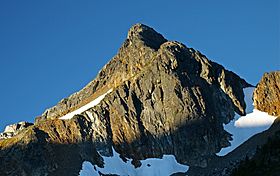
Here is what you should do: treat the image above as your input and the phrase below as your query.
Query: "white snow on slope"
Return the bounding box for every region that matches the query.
[59,89,113,120]
[79,161,99,176]
[217,87,277,156]
[79,148,189,176]
[234,109,276,127]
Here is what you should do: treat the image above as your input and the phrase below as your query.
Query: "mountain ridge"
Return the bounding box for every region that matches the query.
[1,24,277,176]
[36,23,250,123]
[36,24,167,122]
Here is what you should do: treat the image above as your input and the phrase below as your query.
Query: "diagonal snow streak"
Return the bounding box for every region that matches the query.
[59,89,113,120]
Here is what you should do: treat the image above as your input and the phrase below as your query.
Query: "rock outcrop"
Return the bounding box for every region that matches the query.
[254,71,280,117]
[228,71,280,176]
[0,116,104,176]
[0,121,33,140]
[0,24,252,175]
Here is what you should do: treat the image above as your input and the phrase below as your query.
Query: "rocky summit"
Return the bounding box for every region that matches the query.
[0,24,278,176]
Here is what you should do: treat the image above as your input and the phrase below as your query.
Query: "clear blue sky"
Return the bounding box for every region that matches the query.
[0,1,279,130]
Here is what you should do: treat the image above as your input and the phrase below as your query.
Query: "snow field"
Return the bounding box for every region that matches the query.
[79,148,189,176]
[217,87,277,156]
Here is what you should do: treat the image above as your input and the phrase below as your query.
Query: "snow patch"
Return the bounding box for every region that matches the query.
[235,109,277,128]
[79,148,189,176]
[79,161,99,176]
[59,89,113,120]
[217,112,273,156]
[217,87,277,156]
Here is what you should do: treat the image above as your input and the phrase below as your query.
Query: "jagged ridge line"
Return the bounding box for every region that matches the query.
[55,51,160,119]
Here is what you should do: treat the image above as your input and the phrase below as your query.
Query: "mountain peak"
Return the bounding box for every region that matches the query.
[1,24,270,176]
[127,23,167,50]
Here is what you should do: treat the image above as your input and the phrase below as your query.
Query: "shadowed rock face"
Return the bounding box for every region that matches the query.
[254,71,280,117]
[230,119,280,176]
[0,116,104,176]
[187,71,280,176]
[0,24,251,175]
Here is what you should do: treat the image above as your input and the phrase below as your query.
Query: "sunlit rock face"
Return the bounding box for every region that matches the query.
[0,121,33,140]
[253,71,280,117]
[0,24,252,176]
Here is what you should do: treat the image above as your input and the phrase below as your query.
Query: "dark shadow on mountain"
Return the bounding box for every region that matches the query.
[186,118,280,176]
[1,116,279,176]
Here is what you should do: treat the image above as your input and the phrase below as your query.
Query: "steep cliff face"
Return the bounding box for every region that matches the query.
[37,24,249,123]
[0,24,252,175]
[36,24,167,122]
[254,71,280,117]
[89,40,251,168]
[186,71,280,176]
